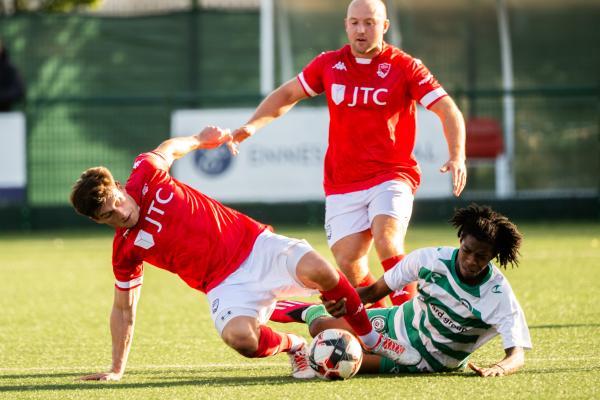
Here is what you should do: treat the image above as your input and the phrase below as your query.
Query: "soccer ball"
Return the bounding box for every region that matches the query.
[308,328,363,380]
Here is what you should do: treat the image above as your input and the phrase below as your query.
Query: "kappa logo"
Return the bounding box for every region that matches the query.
[332,61,347,71]
[377,62,391,78]
[418,73,433,86]
[492,285,503,294]
[353,303,365,316]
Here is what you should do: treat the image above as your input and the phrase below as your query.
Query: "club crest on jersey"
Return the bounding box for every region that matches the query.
[377,63,391,78]
[370,316,386,333]
[331,84,346,105]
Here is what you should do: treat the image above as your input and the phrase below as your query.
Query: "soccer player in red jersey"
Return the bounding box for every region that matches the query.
[70,126,421,381]
[228,0,467,308]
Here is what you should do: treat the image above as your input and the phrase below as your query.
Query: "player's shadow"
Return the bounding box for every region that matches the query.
[0,374,294,393]
[529,323,600,330]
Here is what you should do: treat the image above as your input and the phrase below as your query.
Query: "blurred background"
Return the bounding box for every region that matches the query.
[0,0,598,230]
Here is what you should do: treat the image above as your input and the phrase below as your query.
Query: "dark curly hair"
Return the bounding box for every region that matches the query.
[450,204,522,268]
[70,166,116,219]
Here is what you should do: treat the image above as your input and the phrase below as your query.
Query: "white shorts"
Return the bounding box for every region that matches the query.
[206,230,318,335]
[324,180,414,247]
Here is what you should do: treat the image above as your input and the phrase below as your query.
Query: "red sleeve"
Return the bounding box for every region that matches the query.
[112,233,144,291]
[404,57,447,109]
[125,151,170,202]
[297,52,328,97]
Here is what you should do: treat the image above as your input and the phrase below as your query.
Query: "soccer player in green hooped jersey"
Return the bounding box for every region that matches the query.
[277,204,531,377]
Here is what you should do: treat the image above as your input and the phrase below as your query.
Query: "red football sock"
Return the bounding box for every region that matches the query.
[382,254,417,306]
[251,325,291,358]
[359,273,387,308]
[390,281,418,305]
[320,273,372,336]
[382,254,404,272]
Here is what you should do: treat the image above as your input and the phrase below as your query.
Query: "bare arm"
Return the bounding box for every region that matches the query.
[468,346,525,377]
[357,277,393,305]
[429,96,467,196]
[154,126,232,168]
[228,78,308,154]
[79,286,141,381]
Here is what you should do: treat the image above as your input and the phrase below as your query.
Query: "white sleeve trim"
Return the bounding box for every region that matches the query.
[297,72,318,97]
[115,276,143,290]
[420,88,447,108]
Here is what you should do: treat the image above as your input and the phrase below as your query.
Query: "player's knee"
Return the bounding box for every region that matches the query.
[372,225,406,256]
[373,235,404,256]
[333,255,367,286]
[221,327,259,357]
[297,252,339,290]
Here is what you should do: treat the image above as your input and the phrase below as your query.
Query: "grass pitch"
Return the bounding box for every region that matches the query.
[1,222,599,399]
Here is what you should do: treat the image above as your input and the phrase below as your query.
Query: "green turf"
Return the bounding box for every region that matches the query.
[1,222,599,399]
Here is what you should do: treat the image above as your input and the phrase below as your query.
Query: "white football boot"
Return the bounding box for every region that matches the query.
[368,334,422,366]
[288,340,316,379]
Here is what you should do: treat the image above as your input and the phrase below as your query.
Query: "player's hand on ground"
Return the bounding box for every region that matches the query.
[321,296,347,318]
[196,125,232,149]
[468,362,506,377]
[77,371,123,381]
[228,124,256,155]
[440,158,467,196]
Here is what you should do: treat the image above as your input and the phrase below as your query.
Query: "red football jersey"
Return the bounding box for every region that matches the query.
[297,43,447,195]
[112,151,269,293]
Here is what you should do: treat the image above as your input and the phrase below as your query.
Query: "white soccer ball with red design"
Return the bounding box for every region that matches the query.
[308,328,363,380]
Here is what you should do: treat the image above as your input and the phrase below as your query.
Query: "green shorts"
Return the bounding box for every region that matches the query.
[366,307,423,374]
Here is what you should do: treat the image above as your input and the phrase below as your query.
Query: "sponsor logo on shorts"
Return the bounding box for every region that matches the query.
[370,316,386,333]
[325,224,332,240]
[211,299,219,314]
[220,310,233,322]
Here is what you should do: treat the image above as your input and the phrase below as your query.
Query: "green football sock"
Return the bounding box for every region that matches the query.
[304,304,331,327]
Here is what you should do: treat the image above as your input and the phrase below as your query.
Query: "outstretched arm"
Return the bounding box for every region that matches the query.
[78,286,141,381]
[155,126,232,168]
[429,96,467,196]
[468,346,525,377]
[358,277,393,305]
[228,78,308,155]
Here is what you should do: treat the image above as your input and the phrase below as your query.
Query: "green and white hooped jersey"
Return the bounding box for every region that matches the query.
[383,246,532,372]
